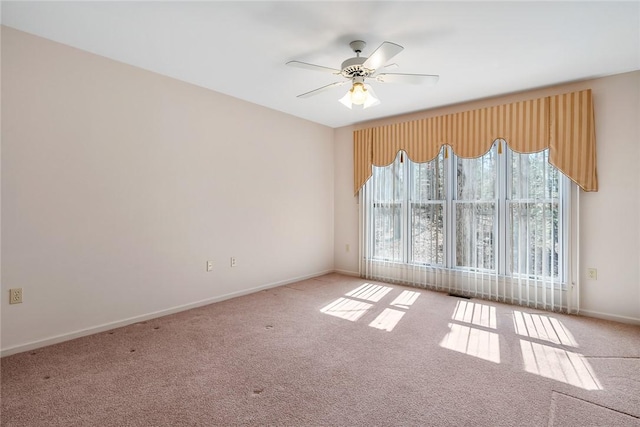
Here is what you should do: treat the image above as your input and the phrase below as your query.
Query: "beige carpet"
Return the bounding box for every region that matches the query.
[2,273,639,426]
[548,392,639,427]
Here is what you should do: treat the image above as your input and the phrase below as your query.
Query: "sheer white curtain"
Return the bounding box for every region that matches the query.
[359,142,577,313]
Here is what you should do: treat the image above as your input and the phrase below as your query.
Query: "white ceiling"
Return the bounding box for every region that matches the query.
[2,1,639,128]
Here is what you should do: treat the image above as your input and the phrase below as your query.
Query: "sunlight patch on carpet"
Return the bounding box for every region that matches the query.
[390,290,420,309]
[452,300,496,329]
[439,323,501,363]
[513,311,577,347]
[320,297,372,321]
[322,284,420,331]
[520,340,602,390]
[369,308,405,332]
[345,283,393,302]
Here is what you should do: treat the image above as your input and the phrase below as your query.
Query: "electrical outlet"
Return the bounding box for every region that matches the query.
[9,288,22,304]
[206,260,213,272]
[587,268,598,280]
[230,257,237,267]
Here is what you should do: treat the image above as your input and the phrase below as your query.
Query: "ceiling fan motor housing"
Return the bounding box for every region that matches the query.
[340,57,374,79]
[341,40,374,79]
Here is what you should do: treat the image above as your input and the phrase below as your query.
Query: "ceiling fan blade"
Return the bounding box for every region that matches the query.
[362,42,404,71]
[376,73,440,85]
[297,81,348,98]
[286,60,341,74]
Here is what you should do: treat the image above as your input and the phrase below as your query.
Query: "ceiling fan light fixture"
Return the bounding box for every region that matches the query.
[338,91,353,109]
[339,81,380,109]
[350,82,367,105]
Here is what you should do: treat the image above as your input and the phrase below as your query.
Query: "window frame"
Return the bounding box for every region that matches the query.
[365,141,569,286]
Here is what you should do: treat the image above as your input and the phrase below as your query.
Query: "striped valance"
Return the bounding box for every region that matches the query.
[354,89,597,193]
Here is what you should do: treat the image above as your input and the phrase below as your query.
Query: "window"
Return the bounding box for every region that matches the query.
[455,150,497,271]
[364,141,568,284]
[371,157,404,262]
[410,153,445,265]
[509,149,562,279]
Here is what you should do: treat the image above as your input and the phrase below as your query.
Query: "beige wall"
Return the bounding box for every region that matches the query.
[334,71,640,324]
[1,27,335,354]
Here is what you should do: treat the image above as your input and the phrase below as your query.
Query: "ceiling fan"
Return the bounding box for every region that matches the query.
[286,40,439,109]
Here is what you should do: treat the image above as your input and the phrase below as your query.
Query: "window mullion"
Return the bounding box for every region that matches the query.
[446,148,455,269]
[403,155,410,264]
[560,173,569,284]
[498,142,508,276]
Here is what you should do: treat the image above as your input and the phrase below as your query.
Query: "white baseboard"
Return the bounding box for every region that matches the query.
[6,269,634,357]
[578,309,640,325]
[0,270,333,357]
[333,269,360,277]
